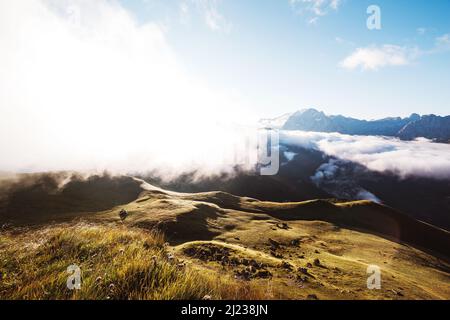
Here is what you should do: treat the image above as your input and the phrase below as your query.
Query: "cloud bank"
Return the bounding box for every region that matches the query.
[341,34,450,71]
[0,0,252,179]
[280,131,450,180]
[290,0,341,24]
[340,45,417,71]
[180,0,232,33]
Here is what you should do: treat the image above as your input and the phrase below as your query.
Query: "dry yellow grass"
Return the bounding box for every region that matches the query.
[1,177,449,300]
[92,187,450,300]
[0,223,269,300]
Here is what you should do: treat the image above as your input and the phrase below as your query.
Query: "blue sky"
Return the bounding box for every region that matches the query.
[117,0,450,118]
[116,0,450,119]
[1,0,449,173]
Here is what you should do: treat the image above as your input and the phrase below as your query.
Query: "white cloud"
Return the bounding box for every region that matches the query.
[340,45,418,71]
[417,27,427,36]
[184,0,232,33]
[290,0,342,24]
[308,17,319,25]
[436,33,450,49]
[179,2,191,25]
[330,0,341,10]
[341,33,450,71]
[0,0,251,179]
[280,131,450,180]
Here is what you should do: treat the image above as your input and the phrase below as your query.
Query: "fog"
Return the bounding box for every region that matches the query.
[281,131,450,180]
[0,0,255,179]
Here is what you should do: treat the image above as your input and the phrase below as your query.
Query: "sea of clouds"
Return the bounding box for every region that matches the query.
[280,131,450,180]
[1,0,449,184]
[0,0,257,179]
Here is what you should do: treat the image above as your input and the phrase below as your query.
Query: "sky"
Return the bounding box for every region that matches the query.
[0,0,449,174]
[120,0,450,119]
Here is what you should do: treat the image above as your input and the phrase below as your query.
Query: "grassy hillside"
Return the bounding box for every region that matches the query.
[0,172,143,224]
[0,174,449,300]
[0,223,267,299]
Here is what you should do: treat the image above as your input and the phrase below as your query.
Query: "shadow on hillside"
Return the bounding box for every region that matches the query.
[0,173,143,224]
[134,203,223,245]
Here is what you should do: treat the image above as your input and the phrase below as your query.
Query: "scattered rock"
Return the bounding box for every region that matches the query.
[306,294,319,300]
[255,270,272,279]
[268,238,281,249]
[235,269,252,281]
[313,258,321,267]
[167,253,175,262]
[391,289,404,297]
[249,259,262,269]
[298,267,309,275]
[119,209,128,221]
[270,250,283,259]
[290,239,301,246]
[1,223,12,230]
[280,261,294,270]
[235,267,272,280]
[177,262,186,269]
[184,244,232,263]
[202,295,212,300]
[276,223,289,230]
[297,267,315,279]
[183,244,267,270]
[229,257,240,266]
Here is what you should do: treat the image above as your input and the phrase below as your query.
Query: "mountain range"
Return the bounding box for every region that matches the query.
[143,145,450,232]
[261,108,450,142]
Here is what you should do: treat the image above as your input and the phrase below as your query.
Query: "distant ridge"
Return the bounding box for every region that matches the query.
[259,112,292,129]
[262,108,450,142]
[2,173,449,260]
